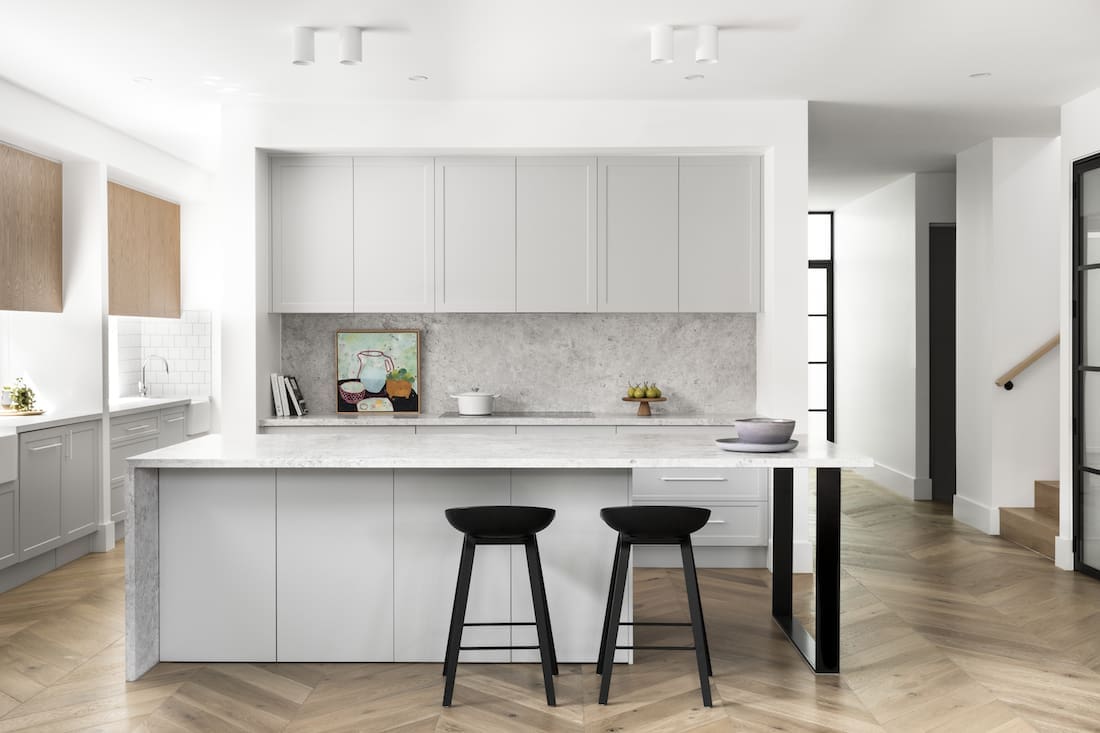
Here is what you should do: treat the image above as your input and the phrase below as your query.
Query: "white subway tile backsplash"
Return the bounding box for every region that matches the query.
[111,310,213,398]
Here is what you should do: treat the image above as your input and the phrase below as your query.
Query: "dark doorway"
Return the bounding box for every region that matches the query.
[929,224,957,503]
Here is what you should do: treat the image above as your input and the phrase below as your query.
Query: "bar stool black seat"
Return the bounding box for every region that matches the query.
[596,505,714,707]
[442,505,559,707]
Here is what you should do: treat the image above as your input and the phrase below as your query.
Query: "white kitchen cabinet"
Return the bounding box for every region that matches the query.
[159,468,276,661]
[111,437,156,522]
[597,157,679,312]
[19,422,100,560]
[276,469,394,662]
[510,470,631,663]
[393,469,511,662]
[434,157,516,312]
[516,157,597,312]
[271,157,354,312]
[679,156,762,312]
[353,158,435,312]
[0,482,15,571]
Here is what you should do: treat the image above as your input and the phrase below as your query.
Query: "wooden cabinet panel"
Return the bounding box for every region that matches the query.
[597,158,679,312]
[271,157,354,312]
[679,156,761,312]
[516,157,597,312]
[108,182,181,318]
[434,158,516,312]
[353,158,435,312]
[0,142,62,312]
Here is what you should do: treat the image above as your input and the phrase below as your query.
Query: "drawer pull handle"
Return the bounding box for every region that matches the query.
[126,424,152,432]
[705,519,727,525]
[30,442,62,452]
[659,476,727,482]
[165,417,185,423]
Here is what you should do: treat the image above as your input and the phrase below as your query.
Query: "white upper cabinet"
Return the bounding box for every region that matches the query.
[435,157,516,312]
[353,158,435,312]
[597,158,679,312]
[678,156,761,312]
[516,157,597,312]
[271,157,354,312]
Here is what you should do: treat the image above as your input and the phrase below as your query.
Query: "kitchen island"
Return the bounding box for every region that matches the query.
[125,432,871,681]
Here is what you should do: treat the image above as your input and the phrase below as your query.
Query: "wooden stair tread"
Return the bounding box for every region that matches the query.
[1033,480,1059,521]
[999,506,1058,559]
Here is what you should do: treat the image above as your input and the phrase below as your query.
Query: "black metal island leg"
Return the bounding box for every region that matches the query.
[771,466,841,674]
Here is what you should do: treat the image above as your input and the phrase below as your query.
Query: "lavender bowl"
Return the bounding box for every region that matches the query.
[734,418,796,444]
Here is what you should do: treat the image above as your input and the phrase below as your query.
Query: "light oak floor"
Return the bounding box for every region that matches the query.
[2,472,1100,732]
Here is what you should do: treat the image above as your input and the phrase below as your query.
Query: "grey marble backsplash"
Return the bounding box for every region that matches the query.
[282,313,755,415]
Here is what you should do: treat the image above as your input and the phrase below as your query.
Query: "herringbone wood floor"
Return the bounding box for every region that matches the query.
[1,472,1100,731]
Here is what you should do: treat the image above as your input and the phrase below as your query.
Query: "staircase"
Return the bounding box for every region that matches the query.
[999,480,1059,559]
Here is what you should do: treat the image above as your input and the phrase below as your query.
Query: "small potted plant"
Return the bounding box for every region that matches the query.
[385,367,415,399]
[9,378,36,413]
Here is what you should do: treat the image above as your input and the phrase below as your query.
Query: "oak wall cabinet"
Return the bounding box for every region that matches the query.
[108,182,181,318]
[0,142,62,313]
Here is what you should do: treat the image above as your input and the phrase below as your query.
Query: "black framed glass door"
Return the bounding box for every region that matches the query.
[1073,154,1100,578]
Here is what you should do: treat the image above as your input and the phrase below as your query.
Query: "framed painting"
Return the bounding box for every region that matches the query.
[335,330,421,413]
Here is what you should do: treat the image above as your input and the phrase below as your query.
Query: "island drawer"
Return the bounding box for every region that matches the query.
[632,500,768,546]
[111,413,160,442]
[631,467,767,502]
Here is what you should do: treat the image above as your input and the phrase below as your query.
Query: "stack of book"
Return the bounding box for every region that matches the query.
[271,374,309,417]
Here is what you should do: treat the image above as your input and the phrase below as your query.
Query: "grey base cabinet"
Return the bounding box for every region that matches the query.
[0,483,16,570]
[19,420,100,561]
[111,405,190,523]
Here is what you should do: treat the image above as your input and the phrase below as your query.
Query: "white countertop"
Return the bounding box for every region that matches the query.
[259,412,748,427]
[0,408,103,435]
[130,432,872,470]
[109,396,193,418]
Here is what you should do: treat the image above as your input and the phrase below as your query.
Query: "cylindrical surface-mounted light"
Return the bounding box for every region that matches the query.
[339,26,363,65]
[650,25,673,64]
[696,24,718,64]
[292,27,314,65]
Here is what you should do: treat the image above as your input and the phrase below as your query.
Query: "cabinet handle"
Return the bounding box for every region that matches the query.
[126,424,152,432]
[659,476,727,482]
[705,519,726,525]
[165,417,185,423]
[30,442,62,452]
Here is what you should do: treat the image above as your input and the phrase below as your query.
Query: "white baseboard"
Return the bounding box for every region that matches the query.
[853,464,917,500]
[953,494,997,534]
[91,521,116,552]
[1055,535,1074,570]
[766,539,813,574]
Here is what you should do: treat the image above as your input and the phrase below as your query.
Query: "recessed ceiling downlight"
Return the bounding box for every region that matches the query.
[408,74,429,82]
[132,76,152,84]
[684,73,705,81]
[969,72,992,78]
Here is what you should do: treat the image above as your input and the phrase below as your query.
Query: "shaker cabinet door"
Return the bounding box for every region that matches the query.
[271,157,354,312]
[18,427,64,559]
[61,421,99,541]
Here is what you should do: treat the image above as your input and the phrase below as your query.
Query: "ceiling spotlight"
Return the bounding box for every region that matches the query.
[650,25,673,64]
[339,26,362,65]
[292,27,315,65]
[969,71,992,78]
[696,25,718,64]
[131,76,152,84]
[684,74,705,81]
[408,74,429,82]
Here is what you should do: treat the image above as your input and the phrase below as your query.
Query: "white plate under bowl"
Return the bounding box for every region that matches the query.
[715,438,799,453]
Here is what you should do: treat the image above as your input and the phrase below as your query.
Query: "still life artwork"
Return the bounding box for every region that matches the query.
[336,330,420,413]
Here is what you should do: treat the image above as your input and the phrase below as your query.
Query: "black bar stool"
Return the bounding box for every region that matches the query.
[442,505,559,707]
[596,505,713,707]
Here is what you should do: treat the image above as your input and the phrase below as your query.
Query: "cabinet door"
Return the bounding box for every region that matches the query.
[108,183,180,318]
[277,470,394,661]
[0,485,16,570]
[516,157,597,312]
[434,158,516,312]
[61,422,98,541]
[0,143,62,312]
[160,469,276,661]
[353,158,435,312]
[679,156,761,312]
[110,436,158,522]
[597,158,678,312]
[271,157,354,312]
[393,469,510,662]
[159,408,187,447]
[18,427,64,559]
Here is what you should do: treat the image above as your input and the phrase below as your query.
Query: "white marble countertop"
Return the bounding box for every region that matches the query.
[0,408,104,435]
[259,412,749,427]
[109,396,193,418]
[130,432,873,470]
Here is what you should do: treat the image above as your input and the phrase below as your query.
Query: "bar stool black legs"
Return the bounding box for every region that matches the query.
[442,506,558,708]
[596,506,714,707]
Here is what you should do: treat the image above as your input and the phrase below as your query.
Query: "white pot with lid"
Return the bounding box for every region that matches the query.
[450,388,500,416]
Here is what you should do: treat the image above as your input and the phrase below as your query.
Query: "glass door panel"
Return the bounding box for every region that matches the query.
[1074,161,1100,577]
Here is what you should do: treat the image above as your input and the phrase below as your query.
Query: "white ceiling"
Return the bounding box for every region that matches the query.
[1,0,1098,205]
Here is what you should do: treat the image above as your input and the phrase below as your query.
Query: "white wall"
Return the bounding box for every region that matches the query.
[955,138,1060,536]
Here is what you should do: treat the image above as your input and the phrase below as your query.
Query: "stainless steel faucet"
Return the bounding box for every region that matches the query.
[138,355,169,397]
